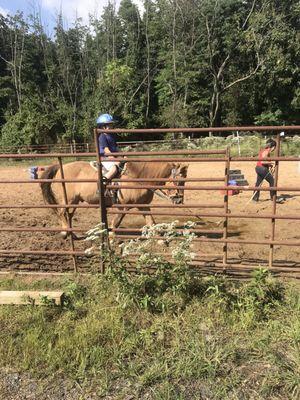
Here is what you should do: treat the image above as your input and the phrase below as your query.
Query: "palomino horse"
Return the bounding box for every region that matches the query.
[40,161,188,238]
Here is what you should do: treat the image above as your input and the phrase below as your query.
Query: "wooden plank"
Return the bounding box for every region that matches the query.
[0,291,64,305]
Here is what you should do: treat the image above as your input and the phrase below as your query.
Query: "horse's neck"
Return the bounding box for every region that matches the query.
[126,162,171,178]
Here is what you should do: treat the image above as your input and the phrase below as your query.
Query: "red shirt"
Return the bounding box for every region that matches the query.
[257,148,272,167]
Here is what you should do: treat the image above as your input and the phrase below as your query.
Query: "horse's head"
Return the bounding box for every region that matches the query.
[167,163,189,204]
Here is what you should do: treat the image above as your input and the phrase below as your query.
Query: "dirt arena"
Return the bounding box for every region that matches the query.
[0,160,300,276]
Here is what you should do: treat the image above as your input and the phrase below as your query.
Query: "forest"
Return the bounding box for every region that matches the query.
[0,0,299,147]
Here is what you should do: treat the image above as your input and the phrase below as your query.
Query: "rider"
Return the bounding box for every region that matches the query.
[252,138,277,202]
[96,113,120,183]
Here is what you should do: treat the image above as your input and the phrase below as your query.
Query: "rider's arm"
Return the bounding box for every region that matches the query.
[103,147,112,154]
[261,149,273,167]
[99,134,109,156]
[99,133,118,158]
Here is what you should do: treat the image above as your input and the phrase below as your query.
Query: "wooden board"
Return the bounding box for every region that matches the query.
[0,291,64,305]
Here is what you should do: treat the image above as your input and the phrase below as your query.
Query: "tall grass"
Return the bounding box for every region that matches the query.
[0,225,296,397]
[0,269,300,397]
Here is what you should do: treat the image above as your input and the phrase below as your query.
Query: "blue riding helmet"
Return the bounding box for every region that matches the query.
[96,113,115,125]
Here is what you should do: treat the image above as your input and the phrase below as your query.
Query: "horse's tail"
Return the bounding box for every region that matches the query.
[40,164,60,211]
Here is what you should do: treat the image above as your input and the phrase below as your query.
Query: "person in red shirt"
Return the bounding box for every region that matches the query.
[252,138,277,202]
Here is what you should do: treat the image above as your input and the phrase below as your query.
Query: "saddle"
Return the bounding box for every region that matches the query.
[90,161,126,204]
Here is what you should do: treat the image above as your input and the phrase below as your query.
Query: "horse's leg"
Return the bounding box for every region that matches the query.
[109,206,130,246]
[58,208,69,239]
[139,207,155,226]
[58,204,78,239]
[68,207,80,239]
[111,206,129,231]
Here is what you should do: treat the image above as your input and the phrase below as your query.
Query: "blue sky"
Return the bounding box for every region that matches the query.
[0,0,143,35]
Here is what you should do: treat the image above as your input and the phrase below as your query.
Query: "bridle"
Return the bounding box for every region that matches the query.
[155,166,185,203]
[117,164,186,204]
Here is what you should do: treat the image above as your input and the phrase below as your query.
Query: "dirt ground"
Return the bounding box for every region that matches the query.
[0,160,299,277]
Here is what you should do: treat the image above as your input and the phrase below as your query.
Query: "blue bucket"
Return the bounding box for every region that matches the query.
[228,179,237,186]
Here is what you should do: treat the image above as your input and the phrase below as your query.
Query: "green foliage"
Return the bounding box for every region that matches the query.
[95,60,136,123]
[85,223,286,323]
[254,110,283,126]
[39,295,56,307]
[235,268,285,319]
[132,133,300,156]
[0,1,300,146]
[0,99,58,148]
[0,266,298,398]
[99,222,204,312]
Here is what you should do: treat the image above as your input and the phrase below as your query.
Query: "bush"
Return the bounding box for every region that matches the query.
[127,132,300,156]
[86,223,285,318]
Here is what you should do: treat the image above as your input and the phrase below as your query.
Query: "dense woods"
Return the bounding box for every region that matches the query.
[0,0,299,147]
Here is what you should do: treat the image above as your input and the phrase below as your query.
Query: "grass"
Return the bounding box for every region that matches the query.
[0,270,300,399]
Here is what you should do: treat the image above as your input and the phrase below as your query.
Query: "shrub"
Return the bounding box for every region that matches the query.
[86,223,285,318]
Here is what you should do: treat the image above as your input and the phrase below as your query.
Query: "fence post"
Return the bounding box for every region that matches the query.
[94,128,109,274]
[269,133,281,268]
[222,146,230,270]
[57,157,77,273]
[236,131,241,156]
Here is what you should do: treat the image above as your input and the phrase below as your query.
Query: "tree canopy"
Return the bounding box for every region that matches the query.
[0,0,299,146]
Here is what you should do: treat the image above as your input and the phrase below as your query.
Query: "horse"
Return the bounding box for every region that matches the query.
[40,161,188,238]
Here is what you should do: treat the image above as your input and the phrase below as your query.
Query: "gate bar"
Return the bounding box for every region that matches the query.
[269,133,281,268]
[223,147,230,268]
[94,129,109,274]
[58,157,77,272]
[97,125,300,134]
[110,203,224,208]
[0,177,226,183]
[111,228,224,234]
[107,210,300,219]
[0,203,225,209]
[113,235,300,246]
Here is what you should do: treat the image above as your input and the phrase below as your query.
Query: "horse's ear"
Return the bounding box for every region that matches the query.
[180,164,189,176]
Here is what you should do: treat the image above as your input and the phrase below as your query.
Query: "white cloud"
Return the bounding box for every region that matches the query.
[0,6,10,16]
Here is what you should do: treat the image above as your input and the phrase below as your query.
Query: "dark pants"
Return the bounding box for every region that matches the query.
[253,166,276,201]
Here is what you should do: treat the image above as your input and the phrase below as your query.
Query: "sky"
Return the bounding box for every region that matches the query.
[0,0,143,34]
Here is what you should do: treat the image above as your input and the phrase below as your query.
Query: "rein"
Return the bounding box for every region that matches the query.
[153,188,173,201]
[152,167,181,201]
[119,166,181,203]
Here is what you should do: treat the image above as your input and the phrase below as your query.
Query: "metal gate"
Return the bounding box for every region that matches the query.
[0,125,299,277]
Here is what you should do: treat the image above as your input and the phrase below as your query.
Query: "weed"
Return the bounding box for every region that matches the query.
[39,295,56,307]
[237,268,285,318]
[100,222,205,312]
